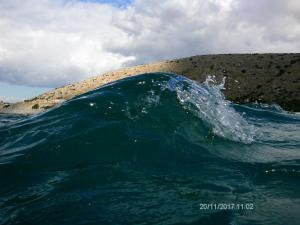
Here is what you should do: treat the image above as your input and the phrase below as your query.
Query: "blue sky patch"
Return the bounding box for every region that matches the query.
[79,0,133,8]
[0,82,50,103]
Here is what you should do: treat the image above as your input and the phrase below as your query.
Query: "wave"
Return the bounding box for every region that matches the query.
[0,73,257,165]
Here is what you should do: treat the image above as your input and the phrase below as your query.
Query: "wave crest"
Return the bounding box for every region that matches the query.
[167,75,255,143]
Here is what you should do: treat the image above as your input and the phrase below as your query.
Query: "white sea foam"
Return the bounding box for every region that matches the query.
[171,75,255,144]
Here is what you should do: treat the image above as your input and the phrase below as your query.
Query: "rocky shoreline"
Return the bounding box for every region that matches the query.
[1,53,300,114]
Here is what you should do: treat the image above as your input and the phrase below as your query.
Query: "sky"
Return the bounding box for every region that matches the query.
[0,0,300,102]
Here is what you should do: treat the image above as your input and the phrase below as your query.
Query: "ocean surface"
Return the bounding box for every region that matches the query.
[0,73,300,225]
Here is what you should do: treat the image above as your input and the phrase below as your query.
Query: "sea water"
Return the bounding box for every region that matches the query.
[0,73,299,225]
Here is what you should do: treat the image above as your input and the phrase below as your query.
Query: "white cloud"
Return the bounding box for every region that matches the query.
[0,0,299,88]
[0,0,135,87]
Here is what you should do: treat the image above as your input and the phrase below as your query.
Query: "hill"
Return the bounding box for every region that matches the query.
[1,53,300,114]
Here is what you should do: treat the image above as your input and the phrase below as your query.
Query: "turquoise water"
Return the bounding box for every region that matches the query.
[0,73,300,225]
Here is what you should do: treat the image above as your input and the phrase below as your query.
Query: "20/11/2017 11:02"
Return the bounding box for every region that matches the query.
[199,203,255,211]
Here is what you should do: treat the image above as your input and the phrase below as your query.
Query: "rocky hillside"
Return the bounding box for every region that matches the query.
[1,53,300,114]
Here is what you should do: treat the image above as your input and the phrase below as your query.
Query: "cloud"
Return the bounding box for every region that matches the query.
[0,0,299,88]
[0,0,135,87]
[111,0,300,64]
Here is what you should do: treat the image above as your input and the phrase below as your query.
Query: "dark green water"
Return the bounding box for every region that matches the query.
[0,73,300,225]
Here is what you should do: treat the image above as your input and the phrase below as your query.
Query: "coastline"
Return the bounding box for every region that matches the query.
[1,53,300,114]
